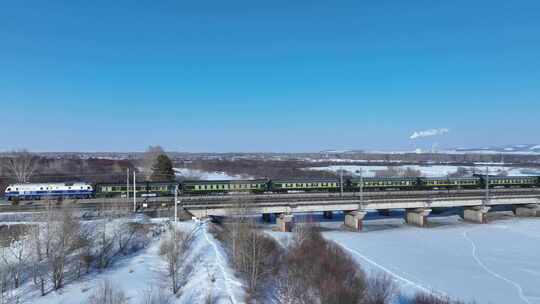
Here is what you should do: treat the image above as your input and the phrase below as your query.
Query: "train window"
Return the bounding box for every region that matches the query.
[40,187,43,190]
[7,188,11,191]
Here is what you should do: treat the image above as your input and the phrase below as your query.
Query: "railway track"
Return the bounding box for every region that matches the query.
[1,188,539,213]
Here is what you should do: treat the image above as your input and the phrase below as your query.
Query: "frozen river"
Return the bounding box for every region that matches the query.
[320,214,540,303]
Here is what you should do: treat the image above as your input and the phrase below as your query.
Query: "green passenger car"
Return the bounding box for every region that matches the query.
[270,179,341,192]
[349,177,417,191]
[486,176,537,188]
[420,177,481,189]
[95,181,176,198]
[182,179,268,194]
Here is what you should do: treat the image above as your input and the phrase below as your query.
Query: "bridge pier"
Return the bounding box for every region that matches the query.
[344,210,368,231]
[405,208,431,227]
[513,204,540,217]
[276,214,294,232]
[463,206,490,224]
[323,211,334,219]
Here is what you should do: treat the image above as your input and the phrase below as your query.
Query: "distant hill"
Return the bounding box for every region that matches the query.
[453,144,540,154]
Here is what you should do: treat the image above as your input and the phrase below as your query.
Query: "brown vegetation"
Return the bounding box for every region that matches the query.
[159,223,195,294]
[213,218,397,304]
[411,292,476,304]
[176,159,337,179]
[87,279,127,304]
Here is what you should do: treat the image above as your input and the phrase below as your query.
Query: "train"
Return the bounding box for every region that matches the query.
[4,175,540,201]
[4,182,94,201]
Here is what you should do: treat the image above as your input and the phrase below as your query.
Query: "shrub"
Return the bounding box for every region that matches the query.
[87,280,127,304]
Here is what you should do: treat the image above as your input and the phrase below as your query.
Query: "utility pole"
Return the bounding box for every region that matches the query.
[174,184,178,223]
[126,168,130,199]
[484,167,489,206]
[340,167,344,196]
[133,171,137,212]
[359,169,364,210]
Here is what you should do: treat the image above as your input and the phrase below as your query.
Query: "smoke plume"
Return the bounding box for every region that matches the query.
[410,128,449,139]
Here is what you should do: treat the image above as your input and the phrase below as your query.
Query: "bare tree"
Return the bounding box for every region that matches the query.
[159,223,195,294]
[411,292,474,304]
[215,202,282,295]
[1,150,40,183]
[0,265,20,304]
[0,237,30,289]
[29,223,47,296]
[140,286,172,304]
[28,203,83,293]
[96,217,115,271]
[87,280,128,304]
[274,226,368,304]
[73,225,94,279]
[47,207,82,290]
[364,273,397,304]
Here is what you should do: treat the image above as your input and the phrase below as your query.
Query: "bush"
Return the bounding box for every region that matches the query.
[140,286,172,304]
[278,226,371,304]
[87,280,127,304]
[411,292,474,304]
[213,220,282,294]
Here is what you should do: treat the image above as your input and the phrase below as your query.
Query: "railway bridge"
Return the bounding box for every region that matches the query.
[181,188,540,231]
[2,188,539,232]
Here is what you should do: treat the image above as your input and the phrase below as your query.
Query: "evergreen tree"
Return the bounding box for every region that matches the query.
[150,154,175,181]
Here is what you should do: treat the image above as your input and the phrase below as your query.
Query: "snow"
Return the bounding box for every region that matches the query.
[318,215,540,304]
[174,168,251,180]
[265,212,540,303]
[307,165,540,177]
[16,219,245,304]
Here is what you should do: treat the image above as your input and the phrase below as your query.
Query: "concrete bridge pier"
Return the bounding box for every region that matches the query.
[276,214,294,232]
[344,210,368,231]
[513,204,540,217]
[463,206,490,224]
[323,211,334,219]
[405,208,431,227]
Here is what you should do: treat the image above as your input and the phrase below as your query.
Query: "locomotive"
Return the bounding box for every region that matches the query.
[4,182,94,201]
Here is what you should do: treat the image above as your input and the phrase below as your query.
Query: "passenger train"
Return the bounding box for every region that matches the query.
[3,175,540,201]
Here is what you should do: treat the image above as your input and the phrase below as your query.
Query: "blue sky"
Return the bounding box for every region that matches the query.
[1,1,539,152]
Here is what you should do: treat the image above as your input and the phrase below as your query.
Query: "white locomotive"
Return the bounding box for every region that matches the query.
[4,182,94,200]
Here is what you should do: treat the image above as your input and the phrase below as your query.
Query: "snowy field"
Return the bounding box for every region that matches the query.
[10,219,243,304]
[271,213,540,304]
[307,164,540,177]
[174,168,251,180]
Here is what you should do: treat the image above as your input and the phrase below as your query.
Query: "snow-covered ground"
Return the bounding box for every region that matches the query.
[307,165,540,177]
[174,168,251,180]
[270,213,540,304]
[13,219,245,304]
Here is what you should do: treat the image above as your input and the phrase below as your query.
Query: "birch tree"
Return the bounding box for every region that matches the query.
[1,150,39,183]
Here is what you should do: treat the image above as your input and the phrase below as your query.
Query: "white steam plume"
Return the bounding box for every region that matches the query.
[410,128,449,139]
